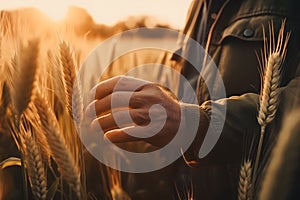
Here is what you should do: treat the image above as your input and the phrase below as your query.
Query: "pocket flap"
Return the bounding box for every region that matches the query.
[218,15,284,44]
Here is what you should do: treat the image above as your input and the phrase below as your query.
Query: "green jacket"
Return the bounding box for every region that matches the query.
[178,0,300,199]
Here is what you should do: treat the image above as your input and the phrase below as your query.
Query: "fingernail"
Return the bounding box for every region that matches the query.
[85,101,96,118]
[91,120,105,135]
[89,84,98,100]
[103,134,110,142]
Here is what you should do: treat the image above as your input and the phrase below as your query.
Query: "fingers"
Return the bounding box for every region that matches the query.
[104,127,141,143]
[86,91,134,117]
[104,125,159,143]
[90,76,151,100]
[85,75,180,147]
[91,108,151,132]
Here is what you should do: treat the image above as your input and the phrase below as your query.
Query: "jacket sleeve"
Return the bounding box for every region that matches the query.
[183,75,300,166]
[183,92,259,166]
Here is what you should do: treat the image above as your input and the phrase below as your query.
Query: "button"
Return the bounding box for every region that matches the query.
[211,13,217,20]
[243,28,254,38]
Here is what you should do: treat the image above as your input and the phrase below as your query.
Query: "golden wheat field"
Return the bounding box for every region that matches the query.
[0,5,300,200]
[0,6,182,200]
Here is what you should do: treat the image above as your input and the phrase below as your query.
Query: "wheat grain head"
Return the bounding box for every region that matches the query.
[12,39,39,118]
[23,103,51,164]
[253,20,290,185]
[238,160,252,200]
[20,126,47,200]
[59,41,75,114]
[33,93,81,198]
[257,20,290,129]
[59,41,84,127]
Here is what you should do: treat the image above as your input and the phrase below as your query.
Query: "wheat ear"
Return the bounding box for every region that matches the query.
[259,110,300,200]
[72,79,84,126]
[24,103,51,164]
[253,21,290,180]
[47,51,66,106]
[33,93,81,198]
[12,39,39,118]
[59,41,83,125]
[21,129,47,200]
[60,41,75,114]
[238,160,253,200]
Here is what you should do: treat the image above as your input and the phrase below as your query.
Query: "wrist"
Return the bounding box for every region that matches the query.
[180,103,210,167]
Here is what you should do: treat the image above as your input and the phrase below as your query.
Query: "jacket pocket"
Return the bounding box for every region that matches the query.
[212,15,285,97]
[216,15,285,44]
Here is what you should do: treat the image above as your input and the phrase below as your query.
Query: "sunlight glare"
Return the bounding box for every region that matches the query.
[0,0,193,28]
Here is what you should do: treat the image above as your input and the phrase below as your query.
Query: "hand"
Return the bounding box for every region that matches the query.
[85,76,182,147]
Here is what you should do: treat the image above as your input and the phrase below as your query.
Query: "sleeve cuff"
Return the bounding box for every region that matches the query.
[180,103,210,167]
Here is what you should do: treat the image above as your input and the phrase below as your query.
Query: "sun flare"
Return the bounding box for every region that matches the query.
[0,0,192,28]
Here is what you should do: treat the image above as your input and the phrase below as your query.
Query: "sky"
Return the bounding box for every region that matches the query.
[0,0,193,28]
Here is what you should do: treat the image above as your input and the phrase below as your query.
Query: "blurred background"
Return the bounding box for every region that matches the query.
[0,0,192,30]
[0,0,193,70]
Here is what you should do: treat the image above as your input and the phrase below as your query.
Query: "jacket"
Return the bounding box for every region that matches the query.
[177,0,300,199]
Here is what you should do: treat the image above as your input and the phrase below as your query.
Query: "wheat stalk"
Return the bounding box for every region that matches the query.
[59,41,85,198]
[175,180,195,200]
[33,93,81,198]
[12,39,39,118]
[253,21,290,181]
[238,160,252,200]
[110,185,131,200]
[106,153,131,200]
[21,128,47,200]
[110,170,131,200]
